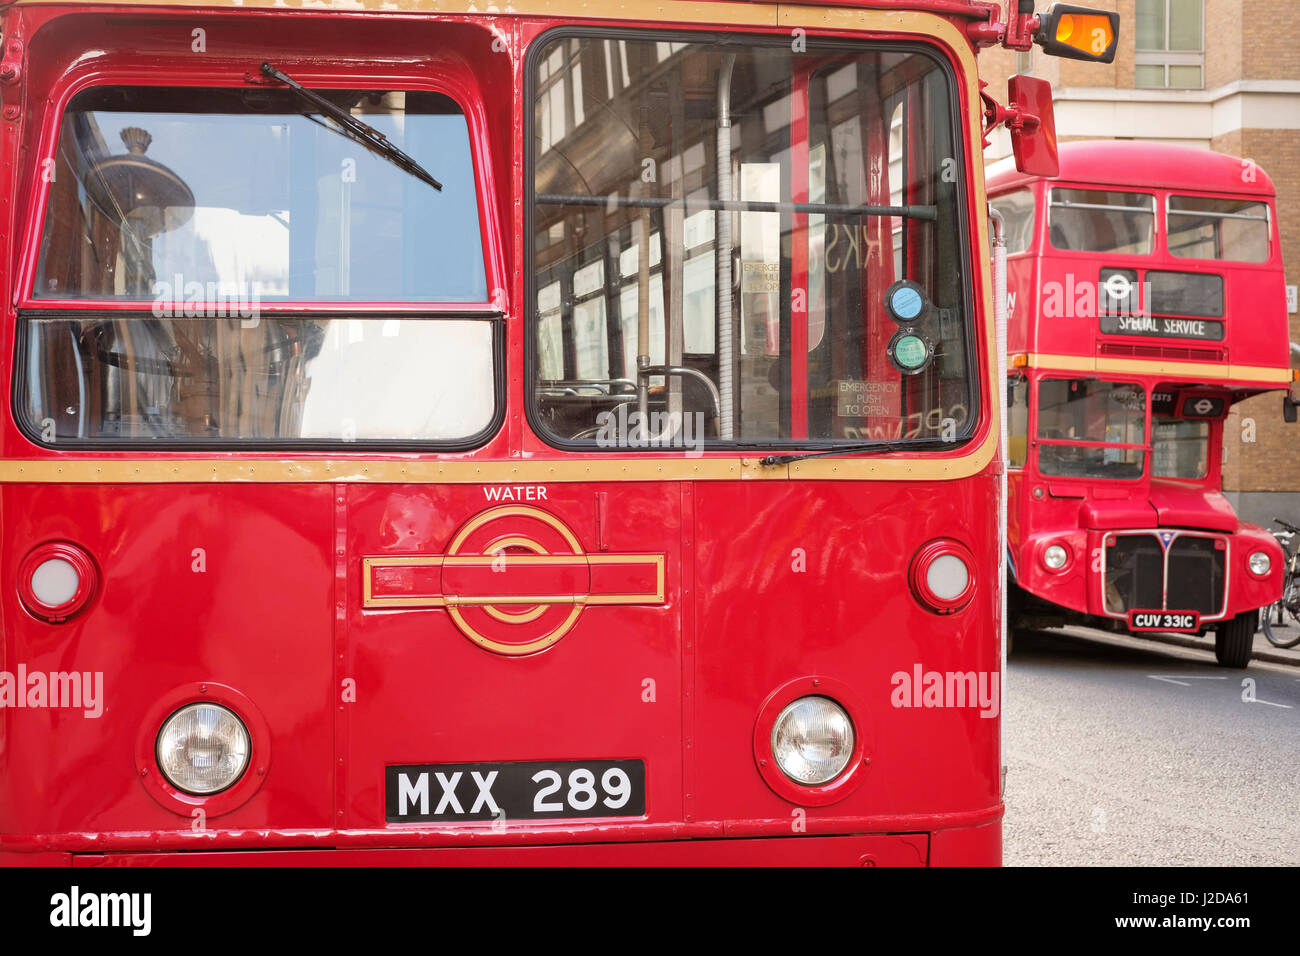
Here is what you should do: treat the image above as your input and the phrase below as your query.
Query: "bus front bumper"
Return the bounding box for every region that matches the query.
[2,821,1000,866]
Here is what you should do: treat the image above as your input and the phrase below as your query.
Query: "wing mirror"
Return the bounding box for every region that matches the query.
[1007,75,1059,178]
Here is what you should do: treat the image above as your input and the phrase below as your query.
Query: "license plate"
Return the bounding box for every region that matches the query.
[385,759,646,823]
[1128,610,1201,632]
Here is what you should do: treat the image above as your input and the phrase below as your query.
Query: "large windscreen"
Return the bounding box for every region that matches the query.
[22,84,499,446]
[529,35,974,450]
[19,315,497,444]
[1037,378,1146,480]
[35,86,487,302]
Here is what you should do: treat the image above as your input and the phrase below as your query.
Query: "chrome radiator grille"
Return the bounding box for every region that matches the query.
[1103,533,1227,616]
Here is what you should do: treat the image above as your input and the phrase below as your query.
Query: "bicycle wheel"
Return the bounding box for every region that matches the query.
[1261,585,1300,649]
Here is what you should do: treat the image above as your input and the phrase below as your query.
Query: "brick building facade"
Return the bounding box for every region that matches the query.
[981,0,1300,526]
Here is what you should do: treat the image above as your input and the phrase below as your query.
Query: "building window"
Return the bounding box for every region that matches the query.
[1135,0,1204,89]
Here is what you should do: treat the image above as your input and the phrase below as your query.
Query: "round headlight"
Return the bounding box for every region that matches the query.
[1249,551,1271,576]
[156,703,250,795]
[770,696,854,785]
[1043,544,1069,570]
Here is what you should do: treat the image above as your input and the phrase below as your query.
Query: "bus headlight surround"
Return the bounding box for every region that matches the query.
[754,677,869,806]
[1043,544,1070,571]
[157,703,251,795]
[771,696,854,785]
[1248,551,1271,577]
[136,682,270,816]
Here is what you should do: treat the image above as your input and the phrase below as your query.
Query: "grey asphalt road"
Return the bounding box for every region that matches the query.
[1005,626,1300,866]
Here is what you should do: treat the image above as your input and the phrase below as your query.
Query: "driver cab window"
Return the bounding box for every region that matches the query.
[990,189,1036,255]
[529,35,974,450]
[1153,417,1209,478]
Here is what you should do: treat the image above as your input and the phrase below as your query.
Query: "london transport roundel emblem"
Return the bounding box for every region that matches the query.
[361,505,666,656]
[1103,273,1132,301]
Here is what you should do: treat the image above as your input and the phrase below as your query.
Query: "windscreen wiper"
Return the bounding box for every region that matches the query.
[760,441,915,467]
[259,63,442,192]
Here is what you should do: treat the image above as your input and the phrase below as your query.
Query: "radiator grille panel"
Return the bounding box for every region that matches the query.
[1104,533,1228,617]
[1104,535,1163,613]
[1166,537,1226,615]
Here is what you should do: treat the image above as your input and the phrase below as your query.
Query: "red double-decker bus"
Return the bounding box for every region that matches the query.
[0,0,1115,865]
[989,140,1294,668]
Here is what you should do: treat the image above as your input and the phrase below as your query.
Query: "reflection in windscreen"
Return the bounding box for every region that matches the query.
[530,36,972,448]
[1153,418,1209,478]
[1036,378,1146,480]
[35,86,487,302]
[22,317,495,443]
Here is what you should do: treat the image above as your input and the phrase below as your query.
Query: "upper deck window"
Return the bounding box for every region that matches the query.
[1049,189,1155,256]
[529,34,973,450]
[1167,195,1270,263]
[35,86,487,302]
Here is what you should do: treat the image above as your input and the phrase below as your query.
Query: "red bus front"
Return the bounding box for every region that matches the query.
[989,141,1292,667]
[0,0,1118,865]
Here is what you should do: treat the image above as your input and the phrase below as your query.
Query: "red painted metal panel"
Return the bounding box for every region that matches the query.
[929,818,999,866]
[0,484,336,836]
[692,479,1001,823]
[993,140,1278,197]
[340,483,683,829]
